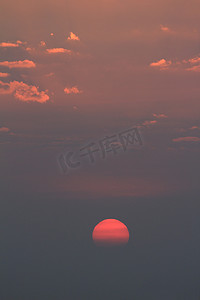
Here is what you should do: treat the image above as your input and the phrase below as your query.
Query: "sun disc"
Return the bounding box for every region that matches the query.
[92,219,129,246]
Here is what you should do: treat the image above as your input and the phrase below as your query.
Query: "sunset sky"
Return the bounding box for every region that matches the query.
[1,0,200,299]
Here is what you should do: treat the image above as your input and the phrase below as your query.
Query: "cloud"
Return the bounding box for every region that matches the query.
[160,25,170,32]
[0,60,36,69]
[153,113,168,119]
[25,47,32,52]
[73,105,79,110]
[0,80,49,103]
[150,59,172,70]
[182,55,200,72]
[142,120,157,126]
[183,55,200,72]
[149,54,200,72]
[188,56,200,64]
[64,86,82,94]
[186,65,200,72]
[0,41,23,48]
[0,42,19,47]
[67,32,80,41]
[173,136,200,142]
[0,127,10,132]
[45,72,54,77]
[0,72,9,77]
[40,41,46,47]
[189,126,200,130]
[0,81,14,94]
[46,48,72,54]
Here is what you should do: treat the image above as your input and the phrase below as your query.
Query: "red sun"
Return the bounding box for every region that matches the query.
[92,219,129,246]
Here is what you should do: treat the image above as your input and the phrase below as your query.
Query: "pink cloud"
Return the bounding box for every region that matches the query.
[173,136,200,142]
[25,47,32,52]
[186,65,200,72]
[142,120,157,126]
[150,59,172,70]
[153,113,168,119]
[0,127,10,132]
[40,41,46,47]
[64,86,82,94]
[188,56,200,64]
[0,81,14,94]
[0,41,24,48]
[45,72,54,77]
[67,32,80,41]
[0,72,9,77]
[46,48,72,54]
[189,126,200,130]
[0,60,36,69]
[0,80,49,103]
[0,42,18,48]
[160,25,170,32]
[149,54,200,72]
[181,55,200,72]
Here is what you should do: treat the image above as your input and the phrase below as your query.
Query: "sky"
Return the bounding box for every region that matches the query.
[0,0,200,299]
